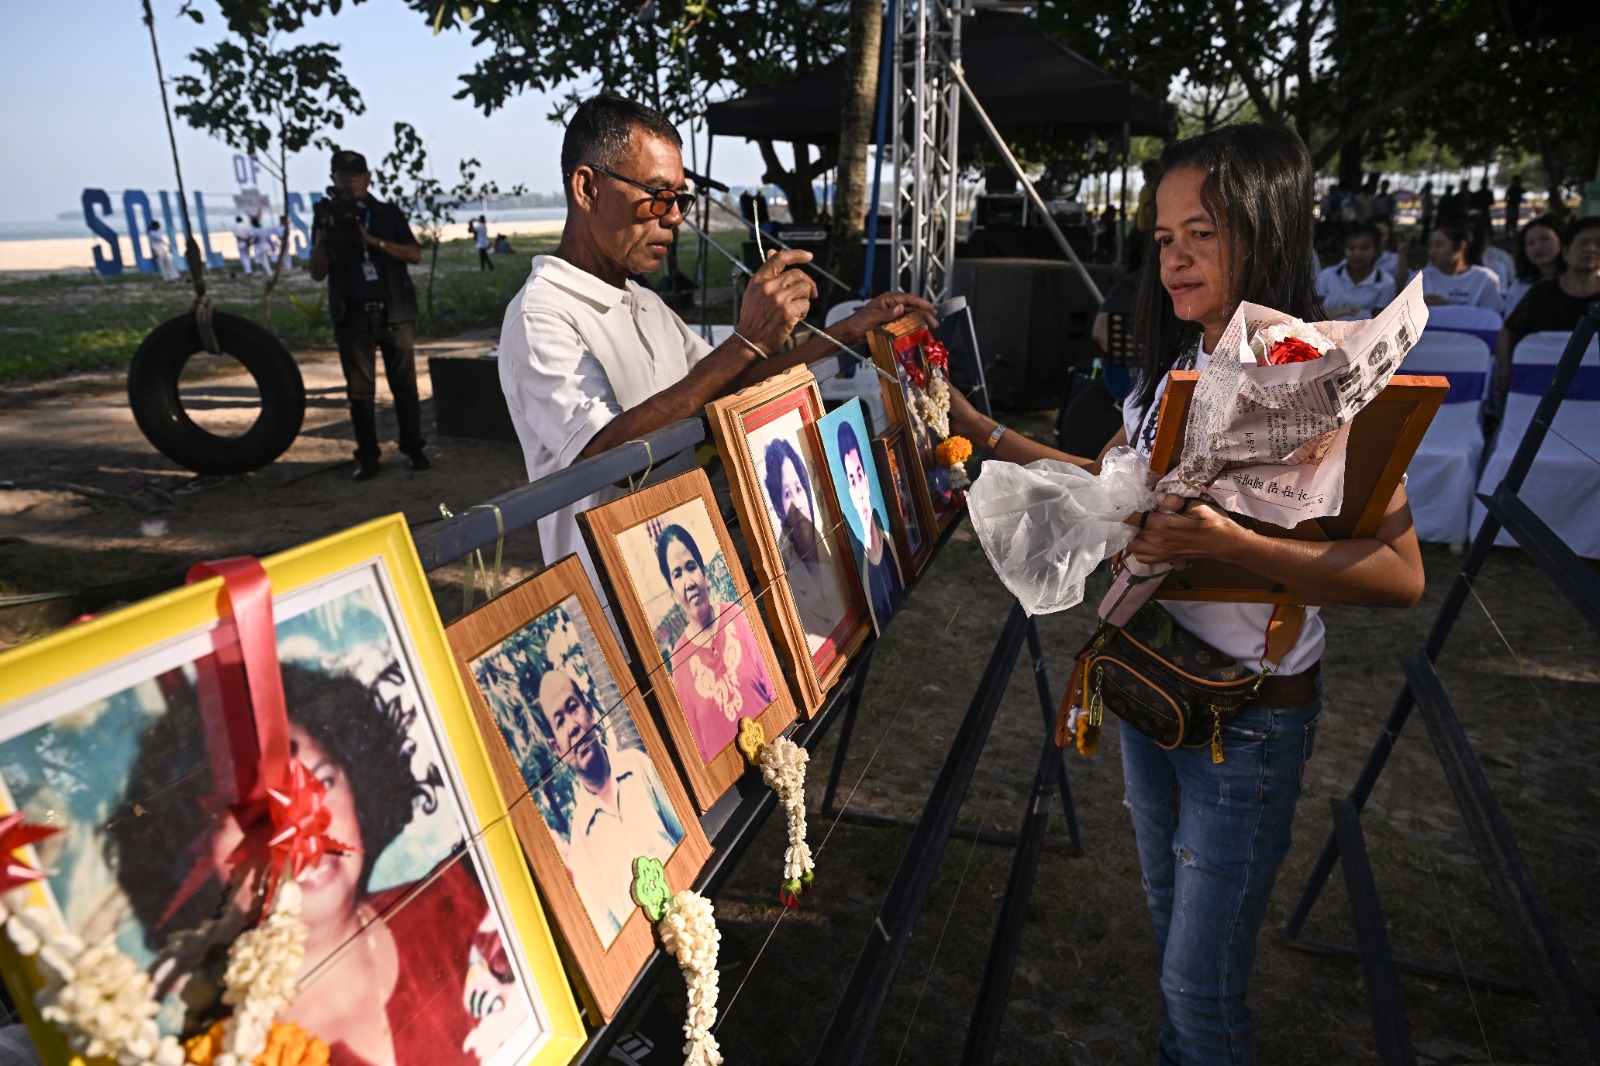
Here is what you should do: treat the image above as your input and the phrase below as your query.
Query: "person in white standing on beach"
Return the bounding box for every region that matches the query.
[147,220,180,282]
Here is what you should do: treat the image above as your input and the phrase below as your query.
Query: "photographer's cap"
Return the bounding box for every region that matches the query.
[330,149,368,174]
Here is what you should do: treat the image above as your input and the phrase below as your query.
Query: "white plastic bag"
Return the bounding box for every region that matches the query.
[967,446,1155,615]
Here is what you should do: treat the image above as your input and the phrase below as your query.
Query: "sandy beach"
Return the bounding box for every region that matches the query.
[0,218,567,274]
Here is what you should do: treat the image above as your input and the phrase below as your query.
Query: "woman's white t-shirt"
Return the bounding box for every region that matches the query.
[1123,344,1326,676]
[1420,263,1503,311]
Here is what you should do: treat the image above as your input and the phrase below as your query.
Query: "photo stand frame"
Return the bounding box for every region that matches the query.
[868,313,963,534]
[0,514,586,1066]
[705,366,873,716]
[1148,371,1449,604]
[446,556,713,1021]
[578,468,799,811]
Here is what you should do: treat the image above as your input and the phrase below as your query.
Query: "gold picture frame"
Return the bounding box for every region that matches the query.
[0,514,586,1066]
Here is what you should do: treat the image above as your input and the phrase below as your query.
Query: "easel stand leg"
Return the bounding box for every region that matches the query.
[811,601,1030,1066]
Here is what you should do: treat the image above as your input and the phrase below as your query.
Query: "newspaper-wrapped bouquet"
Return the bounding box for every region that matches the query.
[969,276,1428,618]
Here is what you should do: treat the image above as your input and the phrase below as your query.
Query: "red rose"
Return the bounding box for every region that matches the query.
[1267,337,1323,365]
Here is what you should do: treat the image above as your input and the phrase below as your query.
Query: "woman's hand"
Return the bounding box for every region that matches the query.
[1125,494,1248,566]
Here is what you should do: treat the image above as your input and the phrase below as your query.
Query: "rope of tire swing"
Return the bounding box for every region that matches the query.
[141,0,222,355]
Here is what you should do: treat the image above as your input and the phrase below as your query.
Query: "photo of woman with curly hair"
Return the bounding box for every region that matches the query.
[0,579,544,1066]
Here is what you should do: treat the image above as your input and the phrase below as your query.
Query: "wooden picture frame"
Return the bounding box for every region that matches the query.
[0,514,585,1066]
[873,426,935,582]
[1148,371,1448,604]
[705,367,873,715]
[868,313,963,531]
[578,468,798,810]
[446,556,711,1021]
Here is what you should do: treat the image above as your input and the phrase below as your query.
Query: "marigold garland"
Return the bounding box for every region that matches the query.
[934,435,972,468]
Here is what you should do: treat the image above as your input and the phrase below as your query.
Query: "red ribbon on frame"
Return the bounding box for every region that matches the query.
[169,558,353,917]
[0,812,59,895]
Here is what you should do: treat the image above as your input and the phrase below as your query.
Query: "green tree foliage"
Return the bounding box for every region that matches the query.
[371,121,527,314]
[171,13,363,327]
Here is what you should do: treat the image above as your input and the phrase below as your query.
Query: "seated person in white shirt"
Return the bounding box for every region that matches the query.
[499,92,934,586]
[1419,220,1502,312]
[1317,222,1394,320]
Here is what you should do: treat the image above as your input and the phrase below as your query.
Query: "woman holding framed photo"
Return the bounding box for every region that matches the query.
[951,123,1425,1062]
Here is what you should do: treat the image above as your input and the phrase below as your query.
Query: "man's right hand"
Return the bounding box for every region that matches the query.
[737,248,818,355]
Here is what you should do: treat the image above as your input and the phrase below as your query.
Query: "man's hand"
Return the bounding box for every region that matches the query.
[838,290,939,336]
[737,249,818,354]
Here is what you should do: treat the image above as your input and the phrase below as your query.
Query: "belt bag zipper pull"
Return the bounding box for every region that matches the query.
[1210,705,1225,763]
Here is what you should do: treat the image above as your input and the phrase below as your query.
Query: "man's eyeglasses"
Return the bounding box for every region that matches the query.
[586,163,696,218]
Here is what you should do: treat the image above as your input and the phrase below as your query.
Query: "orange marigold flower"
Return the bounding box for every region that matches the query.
[935,435,972,467]
[184,1020,330,1066]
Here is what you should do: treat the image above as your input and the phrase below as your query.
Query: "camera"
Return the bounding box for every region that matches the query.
[315,187,364,245]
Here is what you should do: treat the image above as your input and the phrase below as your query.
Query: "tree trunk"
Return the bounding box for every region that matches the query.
[261,147,289,332]
[427,237,439,316]
[1338,131,1364,192]
[829,0,882,297]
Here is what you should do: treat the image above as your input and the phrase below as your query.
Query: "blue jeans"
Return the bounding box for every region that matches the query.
[1120,694,1323,1065]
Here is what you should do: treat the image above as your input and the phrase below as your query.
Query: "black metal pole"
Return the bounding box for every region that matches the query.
[1024,617,1082,855]
[960,730,1058,1065]
[810,601,1029,1066]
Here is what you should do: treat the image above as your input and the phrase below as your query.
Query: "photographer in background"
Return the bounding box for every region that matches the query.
[309,148,429,481]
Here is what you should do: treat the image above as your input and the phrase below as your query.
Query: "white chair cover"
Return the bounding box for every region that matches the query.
[1470,330,1600,558]
[1425,304,1503,350]
[1400,332,1492,545]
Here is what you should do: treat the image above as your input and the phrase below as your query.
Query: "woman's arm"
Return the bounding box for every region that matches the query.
[948,385,1124,472]
[1126,483,1425,608]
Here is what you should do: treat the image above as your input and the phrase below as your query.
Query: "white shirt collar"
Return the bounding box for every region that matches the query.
[528,254,632,312]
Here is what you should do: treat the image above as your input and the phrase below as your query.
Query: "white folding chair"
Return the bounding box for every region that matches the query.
[1470,330,1600,558]
[1426,304,1503,350]
[1399,332,1492,545]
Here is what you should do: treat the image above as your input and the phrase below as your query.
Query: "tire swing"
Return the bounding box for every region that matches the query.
[127,309,306,475]
[130,0,306,476]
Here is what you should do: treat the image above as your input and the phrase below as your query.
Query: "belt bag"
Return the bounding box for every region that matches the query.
[1059,600,1305,763]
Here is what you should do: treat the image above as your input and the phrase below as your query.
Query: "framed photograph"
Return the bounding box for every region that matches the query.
[873,425,935,582]
[578,468,798,810]
[818,398,906,633]
[1148,371,1447,604]
[0,515,585,1066]
[446,556,711,1020]
[868,313,961,529]
[705,367,873,715]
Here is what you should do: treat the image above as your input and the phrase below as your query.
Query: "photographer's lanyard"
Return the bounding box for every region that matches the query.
[361,208,378,282]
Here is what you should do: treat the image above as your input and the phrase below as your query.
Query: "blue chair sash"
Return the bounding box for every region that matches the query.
[1438,370,1486,403]
[1509,363,1600,399]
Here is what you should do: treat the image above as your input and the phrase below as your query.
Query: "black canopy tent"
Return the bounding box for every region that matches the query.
[704,13,1175,146]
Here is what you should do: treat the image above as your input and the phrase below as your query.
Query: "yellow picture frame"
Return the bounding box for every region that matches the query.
[0,514,586,1066]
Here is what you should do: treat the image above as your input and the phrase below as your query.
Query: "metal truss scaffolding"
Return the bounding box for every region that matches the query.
[890,0,962,302]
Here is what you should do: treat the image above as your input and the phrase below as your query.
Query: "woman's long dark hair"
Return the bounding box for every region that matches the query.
[1129,124,1324,416]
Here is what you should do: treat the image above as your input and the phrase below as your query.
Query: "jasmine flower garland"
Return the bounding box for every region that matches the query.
[657,891,723,1066]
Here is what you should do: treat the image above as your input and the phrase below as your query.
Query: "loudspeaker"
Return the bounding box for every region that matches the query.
[428,354,520,443]
[951,258,1117,409]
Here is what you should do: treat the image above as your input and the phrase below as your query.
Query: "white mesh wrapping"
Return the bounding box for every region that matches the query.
[967,446,1156,615]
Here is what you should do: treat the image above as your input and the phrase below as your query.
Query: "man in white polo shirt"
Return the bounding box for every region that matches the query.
[500,92,933,585]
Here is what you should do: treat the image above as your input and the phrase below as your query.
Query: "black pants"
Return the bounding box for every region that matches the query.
[333,304,424,461]
[478,247,494,270]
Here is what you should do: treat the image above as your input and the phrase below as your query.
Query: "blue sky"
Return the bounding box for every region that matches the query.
[0,0,771,221]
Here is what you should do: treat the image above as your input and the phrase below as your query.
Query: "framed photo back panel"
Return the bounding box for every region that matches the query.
[705,366,872,715]
[579,468,798,811]
[1148,371,1447,604]
[446,555,712,1021]
[0,514,586,1066]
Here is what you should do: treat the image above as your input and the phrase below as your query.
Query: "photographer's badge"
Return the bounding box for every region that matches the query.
[362,259,379,282]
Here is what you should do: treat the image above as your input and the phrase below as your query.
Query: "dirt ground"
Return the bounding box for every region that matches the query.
[2,348,1597,1065]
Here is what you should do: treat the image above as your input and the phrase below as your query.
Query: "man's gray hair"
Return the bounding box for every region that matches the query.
[560,92,681,184]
